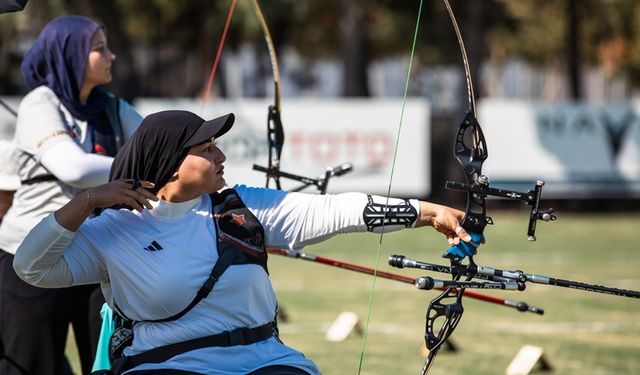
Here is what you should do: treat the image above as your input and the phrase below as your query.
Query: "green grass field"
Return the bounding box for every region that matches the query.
[67,211,640,374]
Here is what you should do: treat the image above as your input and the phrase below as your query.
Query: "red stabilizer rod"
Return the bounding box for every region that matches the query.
[267,248,543,315]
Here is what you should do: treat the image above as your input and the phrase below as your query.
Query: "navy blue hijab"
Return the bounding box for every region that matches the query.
[21,15,108,121]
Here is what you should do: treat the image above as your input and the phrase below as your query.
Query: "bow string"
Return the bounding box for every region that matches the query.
[357,0,426,373]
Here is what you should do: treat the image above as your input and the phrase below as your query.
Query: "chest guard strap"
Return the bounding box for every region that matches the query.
[210,188,269,274]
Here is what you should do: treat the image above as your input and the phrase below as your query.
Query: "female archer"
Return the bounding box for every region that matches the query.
[13,110,471,374]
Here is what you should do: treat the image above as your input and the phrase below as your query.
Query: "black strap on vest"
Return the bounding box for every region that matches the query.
[113,245,240,323]
[104,95,124,150]
[111,322,274,374]
[20,174,57,185]
[147,246,240,323]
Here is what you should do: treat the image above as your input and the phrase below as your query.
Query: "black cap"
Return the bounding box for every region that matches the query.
[183,112,235,148]
[109,110,235,196]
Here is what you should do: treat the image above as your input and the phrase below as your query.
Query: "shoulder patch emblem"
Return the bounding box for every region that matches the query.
[231,213,246,226]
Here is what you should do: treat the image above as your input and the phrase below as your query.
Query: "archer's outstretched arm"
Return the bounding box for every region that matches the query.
[235,185,471,249]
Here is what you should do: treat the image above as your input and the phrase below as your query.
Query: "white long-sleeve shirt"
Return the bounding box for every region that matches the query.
[0,85,142,254]
[14,184,419,374]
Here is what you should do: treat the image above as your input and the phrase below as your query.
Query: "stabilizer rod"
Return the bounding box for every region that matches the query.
[391,255,640,299]
[269,248,544,314]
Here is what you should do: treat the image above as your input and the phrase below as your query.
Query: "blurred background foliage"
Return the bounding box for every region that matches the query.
[1,0,640,101]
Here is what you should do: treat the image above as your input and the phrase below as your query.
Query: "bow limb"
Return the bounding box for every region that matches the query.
[444,0,489,250]
[441,0,488,245]
[251,0,282,113]
[443,0,476,115]
[251,1,354,193]
[251,0,285,189]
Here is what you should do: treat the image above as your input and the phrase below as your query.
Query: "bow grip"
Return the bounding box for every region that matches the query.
[442,232,483,261]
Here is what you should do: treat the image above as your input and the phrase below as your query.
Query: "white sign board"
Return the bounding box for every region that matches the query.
[479,99,640,198]
[135,98,430,196]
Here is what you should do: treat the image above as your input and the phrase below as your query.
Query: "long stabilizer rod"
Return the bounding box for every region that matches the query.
[390,255,640,299]
[268,248,544,314]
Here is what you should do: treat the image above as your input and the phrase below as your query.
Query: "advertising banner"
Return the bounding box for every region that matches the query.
[479,99,640,198]
[135,99,431,196]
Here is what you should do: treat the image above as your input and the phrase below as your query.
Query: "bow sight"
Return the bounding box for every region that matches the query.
[446,178,556,241]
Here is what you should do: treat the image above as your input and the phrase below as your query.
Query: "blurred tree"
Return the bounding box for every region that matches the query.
[2,0,640,99]
[583,0,636,99]
[111,0,237,98]
[567,0,582,99]
[0,1,68,94]
[491,0,638,100]
[341,0,369,96]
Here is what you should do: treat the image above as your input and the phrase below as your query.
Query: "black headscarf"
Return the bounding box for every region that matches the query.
[109,110,233,195]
